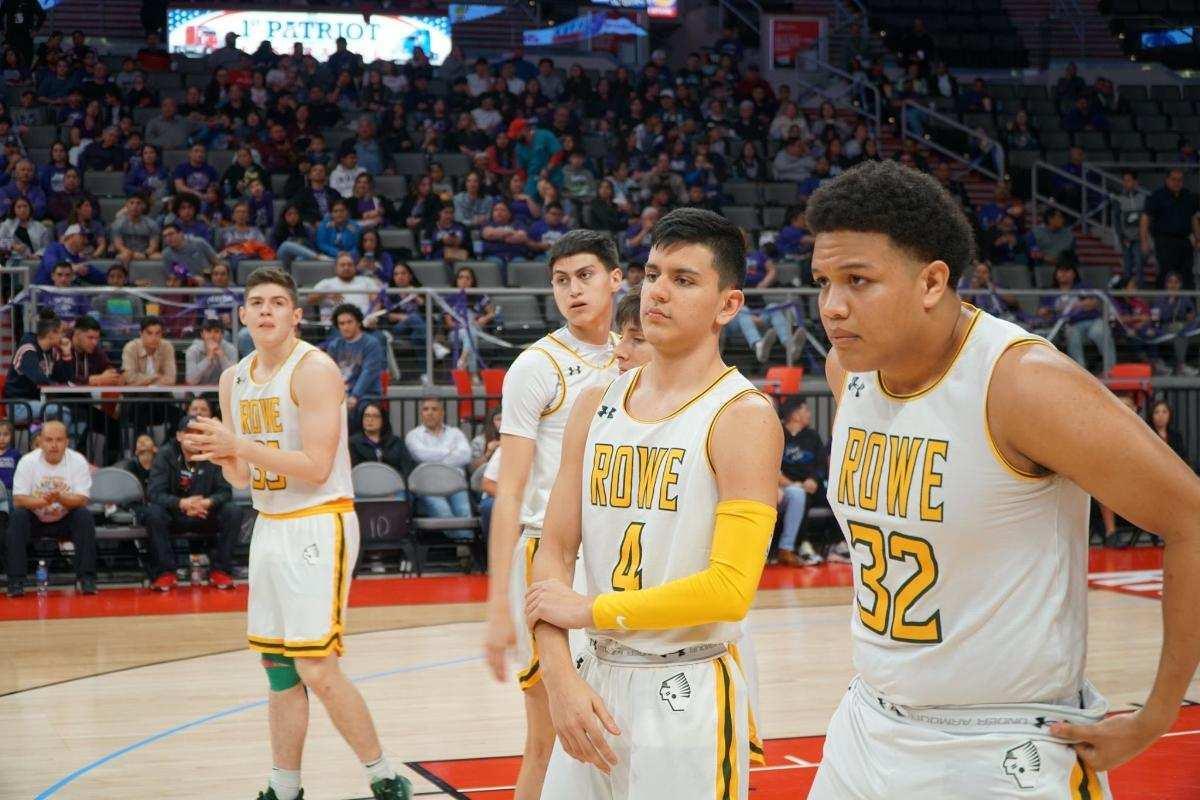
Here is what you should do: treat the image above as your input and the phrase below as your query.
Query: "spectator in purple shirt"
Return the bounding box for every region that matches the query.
[123,143,170,203]
[37,225,104,285]
[44,261,91,324]
[527,202,571,258]
[38,141,73,194]
[0,158,46,218]
[479,202,533,272]
[172,143,219,197]
[425,205,470,262]
[1037,262,1115,374]
[776,206,813,258]
[164,192,212,242]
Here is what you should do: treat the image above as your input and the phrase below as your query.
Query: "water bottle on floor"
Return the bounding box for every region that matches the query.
[35,560,48,594]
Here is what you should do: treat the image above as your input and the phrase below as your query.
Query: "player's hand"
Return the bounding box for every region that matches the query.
[482,600,516,682]
[802,478,819,493]
[181,416,239,461]
[546,673,621,774]
[1051,708,1171,772]
[525,579,594,630]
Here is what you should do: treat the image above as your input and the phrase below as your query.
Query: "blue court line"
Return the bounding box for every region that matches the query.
[35,653,482,799]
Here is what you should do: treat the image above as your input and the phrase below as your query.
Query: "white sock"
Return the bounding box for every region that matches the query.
[269,766,302,800]
[364,753,396,784]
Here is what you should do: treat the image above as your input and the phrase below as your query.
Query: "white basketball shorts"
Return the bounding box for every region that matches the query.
[246,501,359,659]
[541,642,751,800]
[809,676,1112,799]
[508,529,586,690]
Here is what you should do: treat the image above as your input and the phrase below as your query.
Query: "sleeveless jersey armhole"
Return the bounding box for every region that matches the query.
[529,347,566,418]
[984,337,1053,481]
[289,347,318,406]
[705,389,770,474]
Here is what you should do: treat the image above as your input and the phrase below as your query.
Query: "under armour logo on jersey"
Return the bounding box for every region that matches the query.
[1002,741,1042,790]
[597,405,616,420]
[302,543,319,564]
[847,376,865,398]
[566,364,582,376]
[235,375,245,385]
[659,673,692,711]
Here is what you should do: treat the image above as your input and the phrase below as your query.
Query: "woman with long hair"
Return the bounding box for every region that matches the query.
[0,196,49,257]
[38,141,72,194]
[63,196,108,258]
[271,202,319,267]
[349,401,415,475]
[357,227,395,284]
[444,265,495,373]
[350,173,394,231]
[399,174,444,233]
[1151,400,1189,463]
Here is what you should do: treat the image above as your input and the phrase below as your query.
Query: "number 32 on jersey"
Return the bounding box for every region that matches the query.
[849,520,942,643]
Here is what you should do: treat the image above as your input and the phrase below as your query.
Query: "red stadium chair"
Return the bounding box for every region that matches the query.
[480,368,506,413]
[451,369,482,424]
[763,366,804,399]
[1104,363,1151,408]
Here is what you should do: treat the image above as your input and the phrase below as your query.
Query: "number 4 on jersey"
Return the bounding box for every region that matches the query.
[611,522,645,591]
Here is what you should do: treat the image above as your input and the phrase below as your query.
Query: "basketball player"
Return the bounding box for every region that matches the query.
[482,230,623,798]
[183,268,410,800]
[805,161,1200,798]
[525,208,782,799]
[612,288,650,375]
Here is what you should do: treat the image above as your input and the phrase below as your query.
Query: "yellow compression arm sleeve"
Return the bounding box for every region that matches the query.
[591,499,777,631]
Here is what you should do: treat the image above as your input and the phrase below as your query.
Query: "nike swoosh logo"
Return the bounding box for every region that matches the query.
[616,616,628,629]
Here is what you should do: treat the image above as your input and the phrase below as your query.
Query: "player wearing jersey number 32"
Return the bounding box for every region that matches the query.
[526,208,783,800]
[182,267,410,800]
[806,160,1200,798]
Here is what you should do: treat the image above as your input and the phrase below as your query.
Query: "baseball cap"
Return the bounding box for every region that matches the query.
[62,224,84,238]
[506,118,527,139]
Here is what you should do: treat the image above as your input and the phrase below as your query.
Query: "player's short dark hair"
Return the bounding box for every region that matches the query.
[140,315,163,332]
[806,160,976,286]
[73,315,101,333]
[547,229,621,274]
[333,303,363,326]
[245,266,299,306]
[614,288,641,331]
[651,207,746,289]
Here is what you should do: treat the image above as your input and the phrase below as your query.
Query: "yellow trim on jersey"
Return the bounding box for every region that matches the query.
[247,337,302,388]
[528,346,567,419]
[516,536,543,690]
[1068,755,1103,800]
[257,498,355,520]
[985,337,1053,481]
[876,306,982,401]
[544,331,619,371]
[705,388,768,473]
[713,655,737,800]
[621,365,738,424]
[727,643,765,765]
[289,345,317,406]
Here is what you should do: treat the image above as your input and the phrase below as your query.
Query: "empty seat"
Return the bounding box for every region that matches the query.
[496,295,543,330]
[1075,131,1109,151]
[25,125,56,148]
[724,206,761,230]
[725,182,760,206]
[1137,116,1169,133]
[993,263,1031,289]
[98,196,125,221]
[378,227,415,253]
[292,260,334,288]
[394,153,430,176]
[762,183,799,206]
[507,260,547,287]
[762,206,787,229]
[409,260,450,286]
[375,175,407,199]
[129,260,163,284]
[1162,100,1195,119]
[1117,85,1149,101]
[544,295,565,325]
[84,171,125,197]
[1145,132,1180,152]
[1150,85,1181,101]
[438,153,472,177]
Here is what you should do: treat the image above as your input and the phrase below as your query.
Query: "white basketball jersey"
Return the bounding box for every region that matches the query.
[828,307,1090,706]
[231,339,354,515]
[516,329,619,531]
[581,365,762,655]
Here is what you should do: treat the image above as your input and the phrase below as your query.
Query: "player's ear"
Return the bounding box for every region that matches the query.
[919,259,951,311]
[716,285,744,327]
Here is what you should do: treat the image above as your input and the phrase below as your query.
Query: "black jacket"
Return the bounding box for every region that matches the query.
[148,441,233,512]
[348,431,415,476]
[291,186,344,224]
[4,332,71,400]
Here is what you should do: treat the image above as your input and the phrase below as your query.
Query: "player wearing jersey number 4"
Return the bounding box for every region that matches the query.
[526,208,783,800]
[806,161,1200,798]
[483,229,623,799]
[183,268,410,800]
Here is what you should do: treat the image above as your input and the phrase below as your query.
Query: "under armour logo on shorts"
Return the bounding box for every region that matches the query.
[659,673,692,711]
[848,376,865,397]
[302,543,319,564]
[567,365,582,376]
[597,405,616,420]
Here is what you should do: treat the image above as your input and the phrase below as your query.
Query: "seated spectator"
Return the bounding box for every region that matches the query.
[0,196,49,258]
[1005,109,1041,152]
[772,137,814,183]
[967,128,1004,177]
[36,59,76,106]
[1037,263,1115,374]
[798,157,835,199]
[1063,94,1108,133]
[36,224,103,285]
[356,228,394,284]
[110,194,161,265]
[398,174,444,233]
[616,262,645,305]
[121,315,176,386]
[374,261,437,376]
[1151,400,1188,463]
[44,261,90,324]
[0,157,45,217]
[185,318,237,386]
[161,222,223,284]
[957,261,1022,321]
[961,78,995,114]
[144,96,193,150]
[163,192,211,242]
[776,205,813,259]
[479,201,533,269]
[312,252,382,319]
[323,303,385,416]
[623,206,659,265]
[453,171,493,229]
[769,101,809,142]
[735,230,795,364]
[0,420,19,506]
[125,434,156,489]
[60,314,123,461]
[426,205,470,263]
[329,147,366,198]
[4,311,71,425]
[56,199,107,260]
[144,414,241,591]
[172,143,219,197]
[732,141,768,182]
[933,162,972,211]
[1029,208,1076,267]
[316,198,361,259]
[444,266,495,372]
[404,397,474,542]
[258,121,298,175]
[349,173,393,231]
[776,400,827,567]
[38,143,74,197]
[528,202,571,256]
[5,420,96,596]
[46,168,92,225]
[244,177,274,231]
[291,162,342,224]
[78,126,125,172]
[272,202,321,267]
[197,261,241,330]
[1055,61,1087,106]
[587,179,628,233]
[220,146,266,199]
[349,401,415,475]
[215,200,268,261]
[561,151,597,202]
[1152,272,1198,376]
[981,215,1028,265]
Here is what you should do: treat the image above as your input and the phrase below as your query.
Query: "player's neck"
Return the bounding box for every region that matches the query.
[878,302,973,397]
[565,317,610,347]
[637,340,727,398]
[253,333,298,374]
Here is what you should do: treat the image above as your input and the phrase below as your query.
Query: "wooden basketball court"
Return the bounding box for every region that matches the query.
[2,547,1197,799]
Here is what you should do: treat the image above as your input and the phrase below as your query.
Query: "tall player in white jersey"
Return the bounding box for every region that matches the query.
[483,230,623,798]
[183,268,411,800]
[526,208,783,800]
[805,161,1200,798]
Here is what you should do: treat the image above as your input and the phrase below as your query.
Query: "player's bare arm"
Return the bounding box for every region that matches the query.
[528,384,620,773]
[188,353,346,486]
[990,343,1200,771]
[483,431,536,681]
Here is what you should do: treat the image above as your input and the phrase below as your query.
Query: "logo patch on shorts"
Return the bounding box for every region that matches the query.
[302,543,319,564]
[659,673,692,712]
[1002,740,1042,790]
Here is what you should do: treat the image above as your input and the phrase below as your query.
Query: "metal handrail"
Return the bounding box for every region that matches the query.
[899,100,1002,181]
[1030,160,1122,246]
[794,58,882,134]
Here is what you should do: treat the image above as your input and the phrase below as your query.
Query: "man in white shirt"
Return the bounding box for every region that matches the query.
[404,398,473,541]
[466,58,493,97]
[5,420,97,596]
[184,318,238,386]
[311,252,382,318]
[329,148,367,199]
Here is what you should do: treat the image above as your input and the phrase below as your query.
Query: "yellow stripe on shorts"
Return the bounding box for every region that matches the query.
[713,656,737,800]
[516,536,543,690]
[727,643,764,765]
[1069,756,1103,800]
